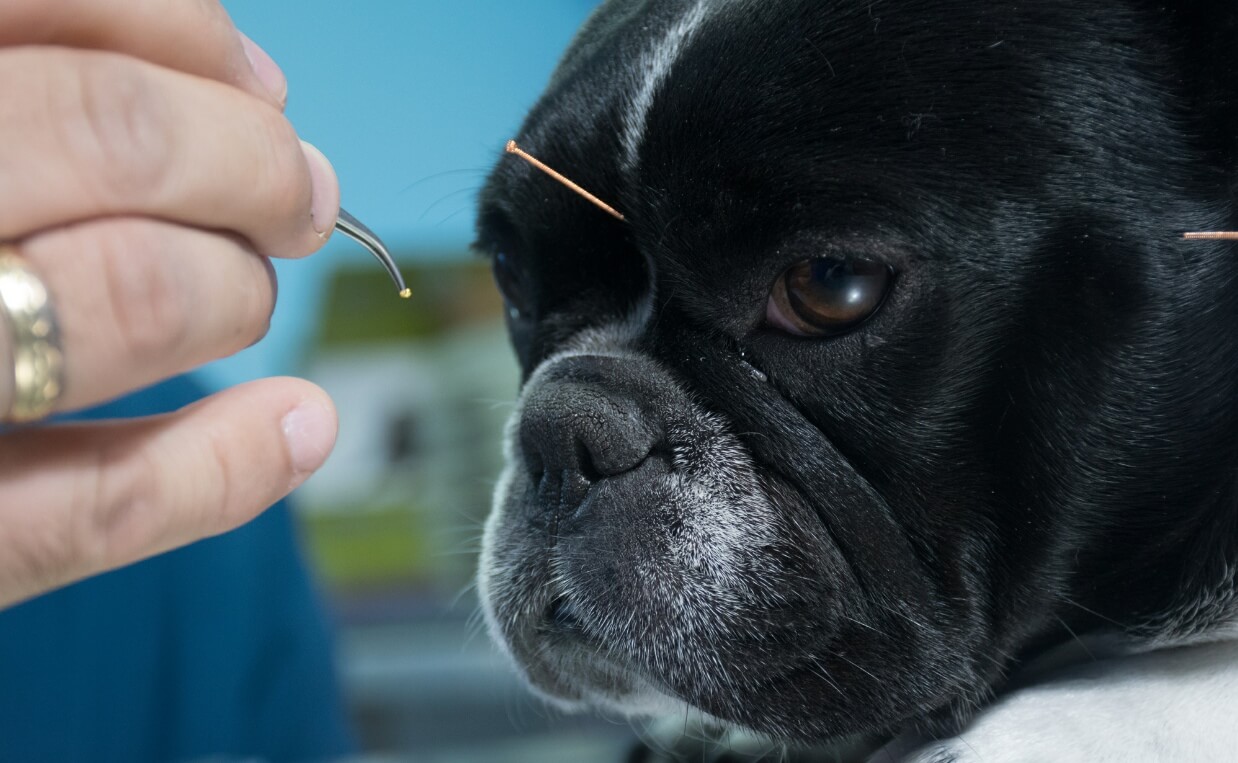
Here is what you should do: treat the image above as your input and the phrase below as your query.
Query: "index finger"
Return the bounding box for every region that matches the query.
[0,0,285,109]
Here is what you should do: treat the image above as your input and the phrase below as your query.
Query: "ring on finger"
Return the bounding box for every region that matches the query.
[0,244,64,423]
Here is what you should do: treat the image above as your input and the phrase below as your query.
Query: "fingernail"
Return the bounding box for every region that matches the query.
[300,140,340,237]
[282,398,338,486]
[239,32,288,107]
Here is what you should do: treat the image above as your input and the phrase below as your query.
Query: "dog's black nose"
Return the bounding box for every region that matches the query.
[518,361,661,513]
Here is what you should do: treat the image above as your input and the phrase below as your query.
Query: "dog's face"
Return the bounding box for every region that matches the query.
[475,0,1238,743]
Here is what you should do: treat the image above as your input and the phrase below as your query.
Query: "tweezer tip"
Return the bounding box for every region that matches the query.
[335,207,410,299]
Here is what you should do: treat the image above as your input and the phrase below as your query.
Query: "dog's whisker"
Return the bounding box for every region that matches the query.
[450,579,479,610]
[805,656,848,700]
[432,203,481,229]
[838,612,885,635]
[395,166,489,196]
[829,650,882,684]
[1060,596,1126,628]
[415,185,484,225]
[1052,614,1097,662]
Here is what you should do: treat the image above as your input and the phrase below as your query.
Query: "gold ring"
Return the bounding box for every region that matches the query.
[0,245,64,423]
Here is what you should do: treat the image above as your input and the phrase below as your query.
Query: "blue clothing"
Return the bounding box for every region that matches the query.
[0,376,355,762]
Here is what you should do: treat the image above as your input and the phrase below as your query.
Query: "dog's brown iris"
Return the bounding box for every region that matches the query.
[766,257,892,337]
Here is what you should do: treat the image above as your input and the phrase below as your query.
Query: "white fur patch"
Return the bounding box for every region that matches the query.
[884,638,1238,762]
[621,0,716,173]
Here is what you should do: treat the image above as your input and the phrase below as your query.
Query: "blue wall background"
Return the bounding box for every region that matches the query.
[206,1,598,387]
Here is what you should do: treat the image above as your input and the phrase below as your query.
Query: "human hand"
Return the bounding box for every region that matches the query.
[0,0,339,608]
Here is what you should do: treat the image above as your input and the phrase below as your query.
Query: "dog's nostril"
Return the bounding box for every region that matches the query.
[575,440,604,484]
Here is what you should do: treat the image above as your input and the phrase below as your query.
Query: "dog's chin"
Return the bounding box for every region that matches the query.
[508,634,697,722]
[479,522,766,738]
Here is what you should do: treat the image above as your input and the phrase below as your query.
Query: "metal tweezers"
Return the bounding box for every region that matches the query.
[335,208,411,298]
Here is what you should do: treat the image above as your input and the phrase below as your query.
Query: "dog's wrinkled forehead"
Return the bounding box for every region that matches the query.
[500,8,1020,223]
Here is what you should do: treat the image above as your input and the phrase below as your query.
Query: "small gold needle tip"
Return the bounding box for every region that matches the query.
[335,207,411,298]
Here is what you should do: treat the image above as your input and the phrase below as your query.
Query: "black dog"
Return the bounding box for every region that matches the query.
[474,1,1238,759]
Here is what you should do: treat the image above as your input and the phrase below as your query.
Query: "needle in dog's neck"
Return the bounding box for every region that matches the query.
[505,140,626,222]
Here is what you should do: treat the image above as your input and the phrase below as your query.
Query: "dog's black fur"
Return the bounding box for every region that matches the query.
[475,0,1238,752]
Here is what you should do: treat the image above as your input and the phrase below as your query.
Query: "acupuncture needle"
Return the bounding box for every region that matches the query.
[335,208,412,298]
[1183,232,1238,240]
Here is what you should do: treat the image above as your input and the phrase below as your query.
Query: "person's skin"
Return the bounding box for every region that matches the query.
[0,0,340,608]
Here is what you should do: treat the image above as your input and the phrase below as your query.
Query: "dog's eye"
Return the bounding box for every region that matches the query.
[493,250,531,319]
[765,257,892,337]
